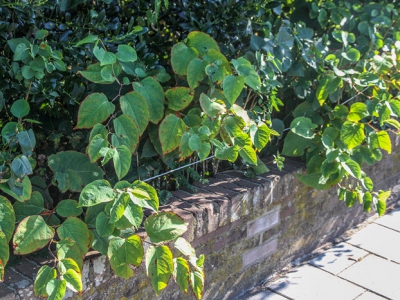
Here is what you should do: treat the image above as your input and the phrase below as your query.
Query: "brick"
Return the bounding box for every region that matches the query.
[247,208,280,237]
[242,238,278,268]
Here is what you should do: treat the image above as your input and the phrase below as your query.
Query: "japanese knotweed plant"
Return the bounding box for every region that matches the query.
[0,30,276,300]
[277,0,400,215]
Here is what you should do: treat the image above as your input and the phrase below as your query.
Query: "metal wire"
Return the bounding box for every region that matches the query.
[143,155,216,182]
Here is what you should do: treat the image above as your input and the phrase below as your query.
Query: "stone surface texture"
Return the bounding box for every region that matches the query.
[1,136,400,300]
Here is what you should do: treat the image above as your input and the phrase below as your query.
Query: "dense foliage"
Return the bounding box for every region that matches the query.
[0,0,399,299]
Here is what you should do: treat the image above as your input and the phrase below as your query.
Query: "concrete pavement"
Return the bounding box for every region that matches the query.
[241,207,400,300]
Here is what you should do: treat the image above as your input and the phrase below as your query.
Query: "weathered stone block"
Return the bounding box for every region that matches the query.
[247,208,280,237]
[242,238,278,268]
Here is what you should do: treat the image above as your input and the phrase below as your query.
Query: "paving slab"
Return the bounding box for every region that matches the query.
[243,290,288,300]
[339,254,400,300]
[309,242,368,275]
[346,223,400,263]
[374,208,400,232]
[354,291,387,300]
[267,264,364,300]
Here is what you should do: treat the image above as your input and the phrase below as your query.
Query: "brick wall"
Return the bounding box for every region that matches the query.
[1,136,400,300]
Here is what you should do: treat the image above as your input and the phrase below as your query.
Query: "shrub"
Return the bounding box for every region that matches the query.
[0,0,399,299]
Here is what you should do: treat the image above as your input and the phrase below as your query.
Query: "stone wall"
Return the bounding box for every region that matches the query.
[1,136,400,300]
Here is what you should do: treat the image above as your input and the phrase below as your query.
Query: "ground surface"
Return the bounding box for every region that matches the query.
[241,207,400,300]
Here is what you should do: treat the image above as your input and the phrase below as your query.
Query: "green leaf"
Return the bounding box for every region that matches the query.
[174,257,190,293]
[112,114,139,154]
[89,124,108,141]
[341,159,361,179]
[384,119,400,129]
[57,239,83,271]
[344,190,357,207]
[91,230,109,255]
[62,269,82,293]
[231,57,261,90]
[373,55,393,75]
[96,212,115,237]
[130,181,159,211]
[93,46,117,66]
[14,43,30,61]
[116,45,137,63]
[54,60,66,72]
[57,258,81,275]
[133,77,165,124]
[75,35,98,46]
[11,99,30,118]
[362,176,374,191]
[34,266,57,297]
[108,235,143,279]
[377,190,390,216]
[87,134,109,162]
[204,48,232,74]
[79,179,116,207]
[199,93,226,118]
[112,145,131,180]
[348,102,369,122]
[341,121,365,149]
[341,48,360,62]
[17,129,36,156]
[198,142,211,161]
[316,76,330,105]
[79,63,119,84]
[57,217,91,255]
[0,232,9,281]
[223,75,245,106]
[190,267,205,300]
[165,87,194,111]
[179,132,194,160]
[56,200,83,218]
[297,173,335,190]
[0,196,15,242]
[11,155,33,178]
[159,114,187,155]
[389,100,400,118]
[0,175,32,202]
[144,211,187,243]
[215,145,239,162]
[21,66,35,80]
[46,279,66,300]
[48,151,104,192]
[369,131,391,154]
[175,237,196,257]
[13,215,55,255]
[110,192,130,224]
[318,8,328,28]
[282,131,313,156]
[146,245,174,294]
[186,31,219,56]
[189,134,201,151]
[75,93,114,129]
[253,157,269,175]
[119,202,143,230]
[290,117,317,139]
[120,92,149,136]
[171,42,199,75]
[100,65,115,82]
[363,192,373,212]
[239,146,257,165]
[187,59,208,90]
[321,160,339,178]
